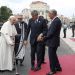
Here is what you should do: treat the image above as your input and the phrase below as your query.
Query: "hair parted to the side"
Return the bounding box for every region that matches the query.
[31,10,38,16]
[49,9,57,16]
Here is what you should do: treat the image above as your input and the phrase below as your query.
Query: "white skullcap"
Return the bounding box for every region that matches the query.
[8,15,16,20]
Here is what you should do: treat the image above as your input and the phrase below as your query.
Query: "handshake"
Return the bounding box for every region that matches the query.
[37,33,45,42]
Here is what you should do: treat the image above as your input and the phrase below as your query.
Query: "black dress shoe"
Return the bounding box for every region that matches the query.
[20,63,24,66]
[63,37,66,38]
[34,66,41,71]
[72,36,74,37]
[46,71,56,75]
[0,70,5,72]
[12,67,15,71]
[42,62,46,64]
[56,68,62,72]
[31,66,35,70]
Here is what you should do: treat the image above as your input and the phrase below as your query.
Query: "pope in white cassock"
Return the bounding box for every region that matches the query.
[0,16,17,71]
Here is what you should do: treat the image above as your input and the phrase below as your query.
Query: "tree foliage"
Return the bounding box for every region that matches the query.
[0,6,13,22]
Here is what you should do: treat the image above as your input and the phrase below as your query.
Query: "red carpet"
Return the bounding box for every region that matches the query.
[29,54,75,75]
[70,38,75,42]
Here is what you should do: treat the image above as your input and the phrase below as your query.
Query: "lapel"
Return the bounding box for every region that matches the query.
[48,17,57,29]
[35,18,41,24]
[31,18,41,28]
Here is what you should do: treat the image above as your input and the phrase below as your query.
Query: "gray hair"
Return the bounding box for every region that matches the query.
[31,10,38,16]
[49,9,57,16]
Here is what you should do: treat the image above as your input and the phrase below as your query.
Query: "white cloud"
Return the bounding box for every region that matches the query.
[0,0,75,17]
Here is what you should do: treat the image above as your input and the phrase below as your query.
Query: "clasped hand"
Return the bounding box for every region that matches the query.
[37,33,44,42]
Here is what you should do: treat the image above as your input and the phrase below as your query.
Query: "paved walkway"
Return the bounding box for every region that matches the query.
[60,28,75,52]
[0,28,75,75]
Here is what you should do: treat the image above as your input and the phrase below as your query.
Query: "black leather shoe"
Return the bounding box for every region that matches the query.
[72,36,74,37]
[20,63,24,66]
[56,68,62,72]
[31,66,35,70]
[46,71,56,75]
[12,67,15,71]
[0,70,5,72]
[42,62,46,64]
[34,66,41,71]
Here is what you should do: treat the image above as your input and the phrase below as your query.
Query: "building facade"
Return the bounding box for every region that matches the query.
[21,8,30,23]
[21,1,50,20]
[30,1,50,19]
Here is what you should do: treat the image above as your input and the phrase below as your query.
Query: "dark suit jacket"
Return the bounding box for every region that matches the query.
[27,18,48,45]
[15,21,27,43]
[46,17,62,47]
[71,24,75,29]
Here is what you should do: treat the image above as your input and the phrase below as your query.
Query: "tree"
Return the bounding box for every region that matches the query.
[0,6,13,22]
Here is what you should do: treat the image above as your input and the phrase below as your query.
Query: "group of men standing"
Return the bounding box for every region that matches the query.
[0,9,62,75]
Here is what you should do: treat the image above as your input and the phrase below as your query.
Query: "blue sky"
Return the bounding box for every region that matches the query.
[0,0,75,18]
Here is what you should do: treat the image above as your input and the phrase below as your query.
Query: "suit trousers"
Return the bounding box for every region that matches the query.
[72,28,74,37]
[41,44,45,63]
[48,46,61,72]
[31,43,43,67]
[63,29,67,38]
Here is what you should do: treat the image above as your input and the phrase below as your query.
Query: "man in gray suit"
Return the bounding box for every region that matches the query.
[38,9,62,75]
[46,9,62,75]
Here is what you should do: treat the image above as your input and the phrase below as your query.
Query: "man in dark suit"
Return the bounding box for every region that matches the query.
[14,15,27,66]
[41,9,62,75]
[71,22,75,37]
[39,16,48,64]
[27,10,47,71]
[63,22,67,38]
